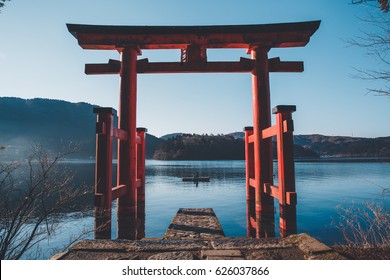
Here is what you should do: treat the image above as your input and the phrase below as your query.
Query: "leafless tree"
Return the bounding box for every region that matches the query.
[352,0,389,12]
[334,187,390,259]
[0,0,10,13]
[349,1,390,96]
[0,145,91,260]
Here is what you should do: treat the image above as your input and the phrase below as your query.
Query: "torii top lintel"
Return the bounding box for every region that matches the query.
[66,21,320,51]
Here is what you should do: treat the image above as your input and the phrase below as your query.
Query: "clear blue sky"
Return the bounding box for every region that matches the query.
[0,0,389,138]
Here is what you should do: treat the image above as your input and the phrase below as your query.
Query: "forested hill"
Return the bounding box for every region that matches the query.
[293,134,390,158]
[227,132,390,159]
[1,97,389,160]
[152,133,390,160]
[153,134,319,160]
[153,134,244,160]
[0,97,163,159]
[0,97,97,158]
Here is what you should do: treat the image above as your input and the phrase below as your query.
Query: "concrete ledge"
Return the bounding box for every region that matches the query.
[52,234,347,260]
[71,239,208,252]
[51,208,346,260]
[284,233,344,260]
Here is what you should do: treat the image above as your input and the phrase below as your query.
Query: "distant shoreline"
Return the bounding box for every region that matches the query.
[294,157,390,163]
[55,157,390,164]
[3,157,390,164]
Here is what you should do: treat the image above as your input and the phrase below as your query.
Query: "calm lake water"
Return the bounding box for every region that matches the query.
[32,160,390,259]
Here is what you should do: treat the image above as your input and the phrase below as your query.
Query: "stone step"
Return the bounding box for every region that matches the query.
[201,249,244,260]
[164,208,225,240]
[51,233,348,260]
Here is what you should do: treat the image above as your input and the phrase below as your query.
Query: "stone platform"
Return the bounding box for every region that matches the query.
[51,208,346,260]
[164,208,225,239]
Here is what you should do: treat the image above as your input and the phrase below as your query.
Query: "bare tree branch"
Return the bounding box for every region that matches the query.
[0,144,92,260]
[352,0,389,12]
[348,7,390,96]
[0,0,10,13]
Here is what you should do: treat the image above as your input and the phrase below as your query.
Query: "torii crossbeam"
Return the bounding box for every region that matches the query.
[67,21,320,240]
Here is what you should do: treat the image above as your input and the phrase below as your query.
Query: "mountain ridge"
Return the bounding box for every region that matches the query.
[1,97,389,160]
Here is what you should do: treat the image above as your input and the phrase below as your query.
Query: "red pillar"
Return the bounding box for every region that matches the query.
[136,127,147,240]
[274,105,297,237]
[251,46,275,238]
[117,46,139,239]
[244,126,256,237]
[93,107,115,239]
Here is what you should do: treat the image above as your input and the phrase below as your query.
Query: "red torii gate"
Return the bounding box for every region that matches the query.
[67,21,320,240]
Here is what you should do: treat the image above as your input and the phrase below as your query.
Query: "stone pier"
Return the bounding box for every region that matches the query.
[164,208,225,239]
[51,208,346,260]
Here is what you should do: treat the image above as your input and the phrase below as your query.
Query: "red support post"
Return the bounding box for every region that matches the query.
[251,46,275,238]
[136,127,147,240]
[244,127,256,237]
[93,107,115,239]
[273,105,297,237]
[117,46,139,239]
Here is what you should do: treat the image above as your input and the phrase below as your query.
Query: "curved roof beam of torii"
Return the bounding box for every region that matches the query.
[66,21,321,51]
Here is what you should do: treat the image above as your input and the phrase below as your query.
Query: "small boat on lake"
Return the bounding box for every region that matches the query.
[182,177,210,182]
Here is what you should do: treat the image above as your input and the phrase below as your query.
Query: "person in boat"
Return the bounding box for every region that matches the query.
[193,172,199,187]
[193,172,199,181]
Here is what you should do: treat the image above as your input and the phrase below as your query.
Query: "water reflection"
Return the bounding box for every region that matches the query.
[66,160,390,238]
[32,160,390,259]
